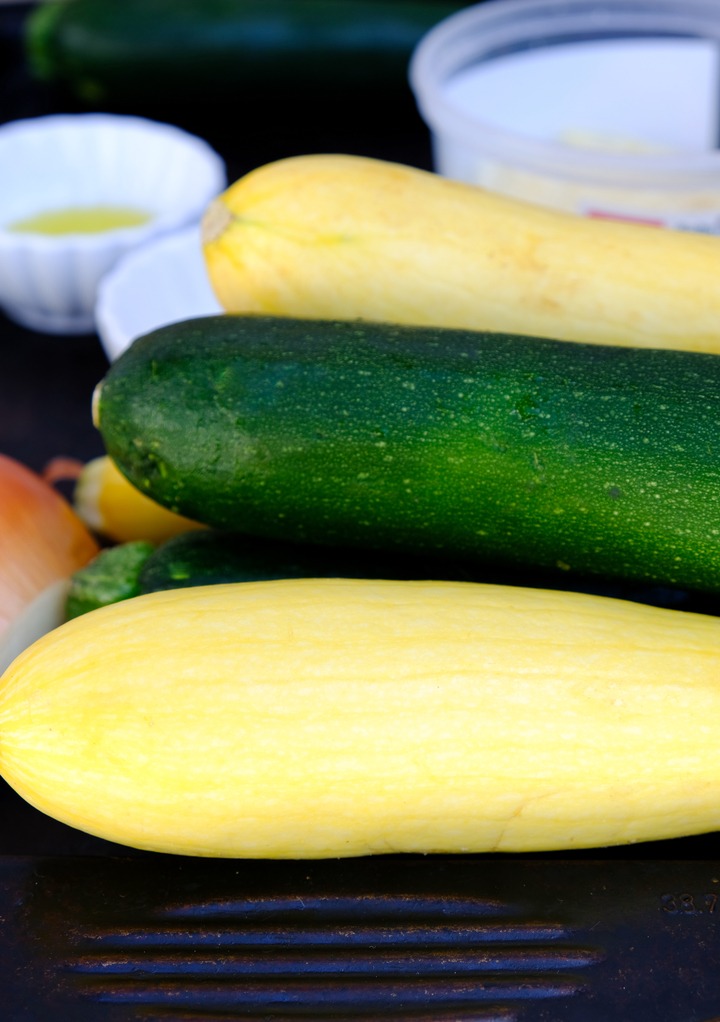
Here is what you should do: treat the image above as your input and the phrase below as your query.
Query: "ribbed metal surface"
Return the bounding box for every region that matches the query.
[63,888,596,1018]
[3,856,720,1020]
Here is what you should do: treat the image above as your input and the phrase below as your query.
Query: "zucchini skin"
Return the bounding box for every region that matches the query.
[66,540,155,619]
[95,314,720,593]
[137,529,480,593]
[64,530,483,620]
[26,0,460,103]
[69,529,696,616]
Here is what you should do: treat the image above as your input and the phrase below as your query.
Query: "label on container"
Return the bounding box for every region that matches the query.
[581,205,720,234]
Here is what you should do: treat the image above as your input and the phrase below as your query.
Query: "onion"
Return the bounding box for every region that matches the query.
[0,454,99,670]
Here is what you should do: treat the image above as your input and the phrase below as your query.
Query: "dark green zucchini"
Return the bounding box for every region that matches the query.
[136,529,483,593]
[26,0,461,104]
[66,528,696,618]
[68,530,466,618]
[94,314,720,594]
[66,540,155,618]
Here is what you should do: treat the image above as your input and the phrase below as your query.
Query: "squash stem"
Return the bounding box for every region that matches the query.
[201,199,233,246]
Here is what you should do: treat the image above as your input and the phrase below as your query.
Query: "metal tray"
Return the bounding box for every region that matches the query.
[4,853,720,1020]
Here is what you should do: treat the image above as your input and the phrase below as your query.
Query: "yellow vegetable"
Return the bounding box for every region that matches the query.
[203,153,720,354]
[73,455,203,544]
[2,577,720,859]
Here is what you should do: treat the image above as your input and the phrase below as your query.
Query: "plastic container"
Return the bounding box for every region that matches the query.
[0,114,226,334]
[409,0,720,230]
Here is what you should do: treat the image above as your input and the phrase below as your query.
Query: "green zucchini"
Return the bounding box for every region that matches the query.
[66,529,482,618]
[26,0,461,104]
[94,314,720,594]
[66,528,695,619]
[136,529,481,592]
[65,540,155,618]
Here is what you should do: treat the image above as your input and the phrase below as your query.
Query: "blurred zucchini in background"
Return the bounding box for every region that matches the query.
[25,0,462,105]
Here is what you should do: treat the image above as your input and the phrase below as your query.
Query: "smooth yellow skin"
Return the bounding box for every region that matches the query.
[2,578,720,858]
[203,153,720,354]
[74,455,203,544]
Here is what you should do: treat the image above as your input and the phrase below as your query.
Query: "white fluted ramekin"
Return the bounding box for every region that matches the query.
[0,113,226,334]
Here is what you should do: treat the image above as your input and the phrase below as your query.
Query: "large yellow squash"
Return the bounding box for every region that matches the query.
[203,153,720,353]
[2,577,720,858]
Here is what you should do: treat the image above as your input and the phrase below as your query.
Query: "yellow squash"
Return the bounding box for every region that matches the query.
[73,455,203,544]
[2,577,720,858]
[203,153,720,354]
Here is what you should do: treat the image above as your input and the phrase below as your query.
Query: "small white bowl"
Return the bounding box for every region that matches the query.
[95,224,222,361]
[0,113,226,335]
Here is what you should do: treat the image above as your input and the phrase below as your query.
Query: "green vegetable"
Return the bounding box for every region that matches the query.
[65,528,486,617]
[26,0,460,104]
[137,529,482,593]
[94,314,720,594]
[66,527,696,617]
[66,540,155,618]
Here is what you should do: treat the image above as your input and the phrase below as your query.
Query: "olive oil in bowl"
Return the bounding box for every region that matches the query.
[7,204,152,235]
